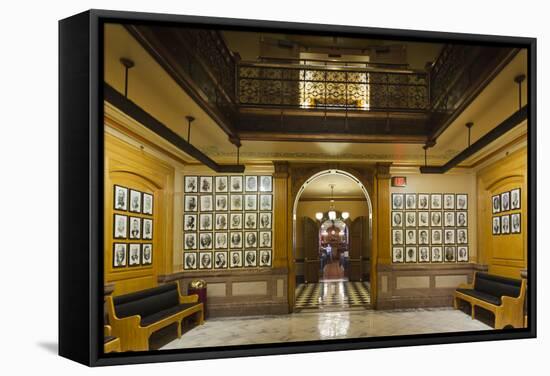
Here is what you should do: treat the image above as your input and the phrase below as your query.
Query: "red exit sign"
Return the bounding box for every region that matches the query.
[391,176,407,187]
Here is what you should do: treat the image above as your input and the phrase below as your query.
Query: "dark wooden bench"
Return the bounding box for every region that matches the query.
[106,282,204,351]
[454,272,525,329]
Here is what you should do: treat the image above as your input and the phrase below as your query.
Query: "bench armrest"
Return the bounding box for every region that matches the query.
[180,294,199,304]
[501,295,522,306]
[104,325,112,337]
[456,282,474,289]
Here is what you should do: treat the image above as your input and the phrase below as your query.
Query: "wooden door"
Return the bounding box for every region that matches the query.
[349,216,366,281]
[303,217,320,283]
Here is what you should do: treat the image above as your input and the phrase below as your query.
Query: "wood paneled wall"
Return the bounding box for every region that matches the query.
[477,147,527,278]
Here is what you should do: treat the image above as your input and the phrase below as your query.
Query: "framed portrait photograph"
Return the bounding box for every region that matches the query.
[245,176,258,192]
[418,229,429,245]
[501,215,511,234]
[430,211,442,227]
[184,233,197,250]
[200,195,213,212]
[184,176,198,193]
[143,193,154,215]
[230,213,243,230]
[199,251,213,269]
[431,229,443,245]
[431,246,443,263]
[230,175,243,192]
[184,195,198,212]
[444,246,456,262]
[511,188,521,210]
[128,217,141,240]
[199,213,213,231]
[391,193,404,210]
[230,232,243,249]
[391,211,403,227]
[418,211,429,227]
[456,194,468,210]
[430,194,442,209]
[229,250,243,268]
[501,191,510,212]
[244,231,258,248]
[215,213,228,230]
[214,251,228,269]
[443,194,455,210]
[418,246,430,263]
[259,212,272,229]
[113,185,128,211]
[405,229,416,245]
[244,250,258,267]
[129,189,142,213]
[142,218,153,240]
[183,252,197,270]
[456,211,468,227]
[199,232,213,250]
[405,193,416,210]
[492,195,501,214]
[230,194,243,211]
[392,247,404,263]
[457,229,468,244]
[259,231,272,248]
[215,194,228,211]
[259,175,273,192]
[417,194,429,210]
[215,232,228,249]
[457,246,469,262]
[113,214,128,239]
[245,194,258,211]
[199,176,213,193]
[511,213,521,233]
[259,194,272,211]
[142,244,153,265]
[215,176,228,193]
[259,249,272,267]
[405,211,416,227]
[493,216,501,235]
[244,212,257,229]
[112,243,127,268]
[405,246,417,263]
[128,244,141,267]
[392,229,403,245]
[183,214,197,231]
[444,211,455,227]
[444,229,455,245]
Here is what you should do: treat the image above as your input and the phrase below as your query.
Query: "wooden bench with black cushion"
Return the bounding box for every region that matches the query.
[454,272,525,329]
[106,282,204,351]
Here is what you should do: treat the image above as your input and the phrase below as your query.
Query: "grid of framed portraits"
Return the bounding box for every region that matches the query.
[112,185,154,268]
[391,193,469,264]
[183,175,273,270]
[492,188,521,235]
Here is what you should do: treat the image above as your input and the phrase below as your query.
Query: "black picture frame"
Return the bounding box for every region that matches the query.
[392,247,404,263]
[431,246,443,263]
[258,249,272,267]
[511,213,522,233]
[391,193,404,210]
[511,188,521,210]
[113,184,128,211]
[492,194,501,214]
[128,243,141,267]
[129,189,142,213]
[215,176,228,193]
[184,176,198,193]
[493,216,501,235]
[142,243,153,265]
[128,216,141,240]
[183,252,197,270]
[112,243,127,268]
[142,192,154,215]
[214,251,228,269]
[113,214,128,239]
[259,175,273,192]
[142,218,153,240]
[501,191,511,212]
[230,250,243,268]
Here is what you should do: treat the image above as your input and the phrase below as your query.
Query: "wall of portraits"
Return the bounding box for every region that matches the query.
[492,188,521,235]
[182,174,274,271]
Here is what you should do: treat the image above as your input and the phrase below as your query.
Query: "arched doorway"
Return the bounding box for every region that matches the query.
[292,169,373,311]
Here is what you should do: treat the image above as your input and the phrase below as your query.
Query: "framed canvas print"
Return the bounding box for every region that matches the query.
[59,9,536,367]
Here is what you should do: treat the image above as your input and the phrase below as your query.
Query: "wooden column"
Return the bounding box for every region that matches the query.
[273,161,289,269]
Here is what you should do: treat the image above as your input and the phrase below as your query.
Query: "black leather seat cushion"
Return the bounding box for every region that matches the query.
[140,303,199,327]
[456,288,502,305]
[104,336,117,344]
[114,284,180,319]
[474,273,521,299]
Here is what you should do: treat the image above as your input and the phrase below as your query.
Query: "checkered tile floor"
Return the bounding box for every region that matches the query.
[295,281,371,312]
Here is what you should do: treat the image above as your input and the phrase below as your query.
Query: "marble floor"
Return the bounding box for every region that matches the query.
[160,308,492,350]
[295,281,371,312]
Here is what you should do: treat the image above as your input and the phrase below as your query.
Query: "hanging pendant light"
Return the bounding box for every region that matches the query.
[328,184,337,220]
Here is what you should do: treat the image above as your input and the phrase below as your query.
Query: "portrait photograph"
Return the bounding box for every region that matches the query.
[259,212,272,229]
[230,231,243,248]
[492,216,501,235]
[430,193,442,209]
[245,194,258,211]
[405,193,416,210]
[215,194,228,211]
[113,214,128,239]
[199,213,213,231]
[142,218,153,240]
[244,250,257,267]
[113,185,128,211]
[129,189,142,213]
[200,176,213,193]
[142,244,153,265]
[230,250,243,268]
[444,229,455,245]
[245,176,258,192]
[259,175,273,192]
[431,229,443,245]
[259,194,272,211]
[405,246,417,263]
[501,215,510,234]
[457,246,469,262]
[128,244,141,266]
[443,194,455,210]
[214,251,228,269]
[215,232,228,249]
[391,211,403,227]
[431,211,442,227]
[112,243,127,268]
[501,191,510,212]
[405,211,416,227]
[405,229,416,245]
[143,193,154,215]
[444,211,455,227]
[511,213,521,233]
[511,188,521,210]
[457,229,468,244]
[183,252,197,270]
[431,246,443,263]
[230,213,243,230]
[418,246,430,263]
[456,211,468,227]
[456,194,468,210]
[418,229,429,245]
[418,211,429,227]
[184,176,198,193]
[392,229,403,245]
[230,175,243,192]
[391,193,404,210]
[492,195,501,214]
[184,195,198,212]
[184,214,197,231]
[215,213,228,230]
[444,246,456,262]
[417,194,429,209]
[215,176,228,193]
[230,194,243,211]
[129,217,141,240]
[245,212,257,229]
[392,247,404,263]
[184,233,197,250]
[199,251,213,269]
[259,231,272,248]
[245,231,258,248]
[200,195,213,212]
[259,250,272,267]
[199,232,213,250]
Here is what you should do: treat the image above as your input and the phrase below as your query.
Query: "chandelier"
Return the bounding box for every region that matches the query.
[315,184,350,221]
